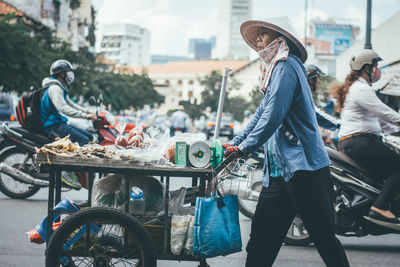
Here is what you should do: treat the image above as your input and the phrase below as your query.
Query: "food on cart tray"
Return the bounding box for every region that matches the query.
[36,131,210,166]
[36,136,81,156]
[37,137,116,159]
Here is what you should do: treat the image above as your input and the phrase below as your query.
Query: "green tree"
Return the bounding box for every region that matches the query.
[0,17,164,112]
[199,70,251,121]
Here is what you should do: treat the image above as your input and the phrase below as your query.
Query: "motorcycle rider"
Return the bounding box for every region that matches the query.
[306,64,340,131]
[334,49,400,226]
[169,105,189,136]
[41,59,96,188]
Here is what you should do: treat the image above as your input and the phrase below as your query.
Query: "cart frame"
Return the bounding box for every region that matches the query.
[36,153,216,265]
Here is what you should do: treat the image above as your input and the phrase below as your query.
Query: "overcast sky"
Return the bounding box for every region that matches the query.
[93,0,400,57]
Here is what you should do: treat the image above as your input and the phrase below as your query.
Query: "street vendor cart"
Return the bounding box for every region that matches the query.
[36,152,236,267]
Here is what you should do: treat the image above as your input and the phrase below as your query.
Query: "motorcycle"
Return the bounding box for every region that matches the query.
[0,96,123,199]
[285,144,400,245]
[222,135,400,245]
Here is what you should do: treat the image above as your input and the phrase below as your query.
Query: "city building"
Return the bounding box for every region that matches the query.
[188,37,216,60]
[126,60,249,114]
[305,20,360,76]
[214,0,252,60]
[151,55,193,65]
[0,0,93,51]
[336,11,400,83]
[99,23,151,66]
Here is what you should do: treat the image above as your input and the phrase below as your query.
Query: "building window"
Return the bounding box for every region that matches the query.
[188,80,194,85]
[165,80,170,86]
[177,80,182,86]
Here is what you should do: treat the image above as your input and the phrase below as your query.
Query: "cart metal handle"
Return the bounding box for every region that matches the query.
[213,153,238,174]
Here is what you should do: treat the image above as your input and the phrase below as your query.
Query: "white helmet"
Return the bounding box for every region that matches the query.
[349,49,382,71]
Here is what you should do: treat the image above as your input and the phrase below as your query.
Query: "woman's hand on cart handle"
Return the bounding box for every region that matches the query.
[224,145,245,157]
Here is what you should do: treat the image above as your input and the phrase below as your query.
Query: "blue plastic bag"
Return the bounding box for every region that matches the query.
[193,195,242,258]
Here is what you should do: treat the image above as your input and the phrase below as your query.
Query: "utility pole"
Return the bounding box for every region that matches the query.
[304,0,308,46]
[365,0,372,49]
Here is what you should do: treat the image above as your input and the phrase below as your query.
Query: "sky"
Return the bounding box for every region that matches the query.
[92,0,400,57]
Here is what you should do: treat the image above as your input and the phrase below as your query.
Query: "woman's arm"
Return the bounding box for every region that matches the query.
[238,65,297,154]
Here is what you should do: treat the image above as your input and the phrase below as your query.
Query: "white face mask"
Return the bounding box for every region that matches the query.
[65,71,75,84]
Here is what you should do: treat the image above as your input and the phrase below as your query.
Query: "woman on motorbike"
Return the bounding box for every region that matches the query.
[334,49,400,226]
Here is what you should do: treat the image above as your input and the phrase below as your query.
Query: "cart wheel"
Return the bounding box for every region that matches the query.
[46,207,157,267]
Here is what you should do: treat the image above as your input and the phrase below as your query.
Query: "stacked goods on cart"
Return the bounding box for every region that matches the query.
[35,125,215,167]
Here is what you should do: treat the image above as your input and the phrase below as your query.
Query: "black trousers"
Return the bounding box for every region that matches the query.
[338,134,400,210]
[245,167,349,267]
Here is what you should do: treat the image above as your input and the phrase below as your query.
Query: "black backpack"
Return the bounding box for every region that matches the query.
[16,82,59,134]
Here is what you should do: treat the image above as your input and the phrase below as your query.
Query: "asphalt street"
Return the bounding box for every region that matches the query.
[1,178,400,267]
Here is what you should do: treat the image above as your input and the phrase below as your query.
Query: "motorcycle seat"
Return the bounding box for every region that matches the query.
[326,146,377,179]
[10,126,51,145]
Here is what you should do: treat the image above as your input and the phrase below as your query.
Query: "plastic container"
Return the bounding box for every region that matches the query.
[129,186,145,215]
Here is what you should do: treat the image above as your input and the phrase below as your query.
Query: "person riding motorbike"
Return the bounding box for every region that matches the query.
[40,59,96,188]
[306,64,340,131]
[169,105,189,136]
[334,49,400,226]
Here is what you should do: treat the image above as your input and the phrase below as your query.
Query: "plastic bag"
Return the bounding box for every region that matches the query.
[92,174,165,217]
[170,215,194,255]
[92,174,126,208]
[166,187,195,215]
[193,195,242,258]
[115,122,128,147]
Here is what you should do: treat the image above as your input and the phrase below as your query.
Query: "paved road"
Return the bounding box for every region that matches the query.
[1,179,400,267]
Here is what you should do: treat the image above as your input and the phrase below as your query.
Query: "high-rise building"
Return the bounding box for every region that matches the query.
[215,0,252,60]
[99,24,151,66]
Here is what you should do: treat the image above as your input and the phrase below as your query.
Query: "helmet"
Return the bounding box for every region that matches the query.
[244,109,251,116]
[306,64,325,80]
[50,59,73,76]
[349,49,382,71]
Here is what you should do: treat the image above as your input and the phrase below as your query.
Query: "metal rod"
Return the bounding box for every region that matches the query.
[304,0,308,46]
[46,168,55,246]
[164,176,170,255]
[213,67,233,141]
[365,0,372,49]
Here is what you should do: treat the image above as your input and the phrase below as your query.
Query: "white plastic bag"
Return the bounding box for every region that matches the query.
[170,215,194,255]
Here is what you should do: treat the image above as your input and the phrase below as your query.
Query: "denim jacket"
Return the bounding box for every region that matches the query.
[232,55,330,187]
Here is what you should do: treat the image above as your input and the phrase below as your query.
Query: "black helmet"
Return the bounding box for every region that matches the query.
[306,64,325,80]
[50,59,73,76]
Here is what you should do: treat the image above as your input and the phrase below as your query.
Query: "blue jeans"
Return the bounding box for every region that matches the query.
[46,123,93,146]
[170,126,187,136]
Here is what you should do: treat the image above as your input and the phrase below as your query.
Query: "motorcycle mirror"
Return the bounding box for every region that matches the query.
[88,96,97,106]
[98,94,104,105]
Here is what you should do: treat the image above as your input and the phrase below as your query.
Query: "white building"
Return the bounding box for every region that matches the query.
[336,11,400,82]
[2,0,92,51]
[126,60,249,114]
[214,0,252,60]
[99,24,151,67]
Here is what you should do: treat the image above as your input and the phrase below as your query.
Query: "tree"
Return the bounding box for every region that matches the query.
[199,70,251,121]
[248,85,262,112]
[0,17,164,112]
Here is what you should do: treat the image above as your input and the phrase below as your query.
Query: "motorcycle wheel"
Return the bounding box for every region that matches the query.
[238,181,262,219]
[0,148,40,199]
[284,215,312,246]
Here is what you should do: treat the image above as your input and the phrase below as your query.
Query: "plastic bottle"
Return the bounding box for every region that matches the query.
[129,186,145,215]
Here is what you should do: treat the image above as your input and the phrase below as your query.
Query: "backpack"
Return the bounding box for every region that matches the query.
[16,82,59,134]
